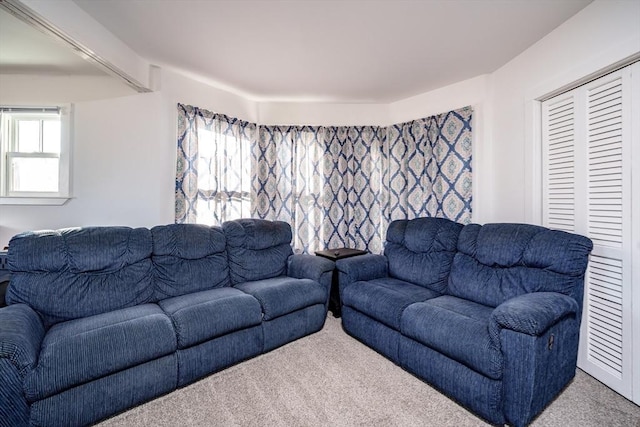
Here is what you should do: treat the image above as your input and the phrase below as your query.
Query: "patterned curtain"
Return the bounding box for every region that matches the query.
[385,106,472,224]
[325,126,387,253]
[252,126,329,253]
[253,125,386,253]
[176,103,472,254]
[176,104,255,224]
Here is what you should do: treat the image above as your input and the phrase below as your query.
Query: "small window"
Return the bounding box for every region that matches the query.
[0,106,72,204]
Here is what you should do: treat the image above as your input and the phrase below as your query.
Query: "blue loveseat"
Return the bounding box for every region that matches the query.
[0,219,334,427]
[337,217,593,427]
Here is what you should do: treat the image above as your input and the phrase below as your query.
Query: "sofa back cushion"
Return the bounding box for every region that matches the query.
[448,223,593,307]
[384,217,463,293]
[6,227,154,327]
[151,224,230,299]
[222,219,293,284]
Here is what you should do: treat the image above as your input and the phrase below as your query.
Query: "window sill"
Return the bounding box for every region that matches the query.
[0,196,71,206]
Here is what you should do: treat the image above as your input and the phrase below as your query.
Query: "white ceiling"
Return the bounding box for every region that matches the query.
[34,1,597,102]
[0,8,105,76]
[72,0,594,102]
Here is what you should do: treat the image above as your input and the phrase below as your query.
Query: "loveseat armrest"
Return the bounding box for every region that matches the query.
[0,304,46,426]
[489,292,578,343]
[336,254,388,288]
[491,292,581,426]
[288,254,335,292]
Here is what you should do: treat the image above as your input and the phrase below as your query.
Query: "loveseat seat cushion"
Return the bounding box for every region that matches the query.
[222,219,293,284]
[401,296,502,379]
[448,223,593,308]
[25,304,176,402]
[342,277,440,330]
[158,288,262,349]
[152,224,230,299]
[234,276,326,321]
[7,227,154,327]
[385,218,463,293]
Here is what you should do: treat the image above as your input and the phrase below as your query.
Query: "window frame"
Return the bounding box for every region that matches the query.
[0,105,72,205]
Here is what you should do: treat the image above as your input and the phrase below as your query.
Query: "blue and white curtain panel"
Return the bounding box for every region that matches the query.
[176,104,255,225]
[386,108,473,224]
[176,104,472,253]
[254,125,388,253]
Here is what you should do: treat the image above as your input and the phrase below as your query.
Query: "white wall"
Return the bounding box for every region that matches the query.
[389,75,489,125]
[256,75,489,128]
[0,91,174,246]
[161,68,258,123]
[258,102,390,127]
[0,75,136,105]
[487,0,640,223]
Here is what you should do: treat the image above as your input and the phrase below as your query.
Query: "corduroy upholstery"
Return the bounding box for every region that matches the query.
[342,277,439,330]
[0,220,334,427]
[152,224,230,298]
[224,219,334,352]
[234,277,327,321]
[385,217,463,292]
[401,296,501,379]
[337,217,593,427]
[6,227,154,327]
[158,288,262,349]
[24,304,176,402]
[222,219,293,284]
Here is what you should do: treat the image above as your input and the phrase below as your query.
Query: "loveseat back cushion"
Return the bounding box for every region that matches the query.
[152,224,230,299]
[6,227,154,327]
[448,223,593,308]
[384,217,463,292]
[222,219,293,284]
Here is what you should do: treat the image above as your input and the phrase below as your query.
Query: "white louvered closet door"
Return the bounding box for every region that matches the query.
[542,93,577,234]
[542,62,639,404]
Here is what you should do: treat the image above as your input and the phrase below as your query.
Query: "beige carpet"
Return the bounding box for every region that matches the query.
[98,315,640,426]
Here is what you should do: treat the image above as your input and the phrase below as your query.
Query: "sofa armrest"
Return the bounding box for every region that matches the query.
[489,292,578,344]
[0,304,46,426]
[336,254,388,288]
[288,254,335,292]
[0,303,45,373]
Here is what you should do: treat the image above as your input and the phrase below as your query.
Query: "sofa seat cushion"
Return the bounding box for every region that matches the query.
[401,296,502,380]
[25,304,176,402]
[234,276,326,321]
[342,277,440,331]
[158,288,262,349]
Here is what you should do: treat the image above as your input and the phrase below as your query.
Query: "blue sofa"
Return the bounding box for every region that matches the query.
[0,219,334,427]
[337,217,593,427]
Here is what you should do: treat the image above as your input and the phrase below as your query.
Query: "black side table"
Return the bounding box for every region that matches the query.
[315,248,367,318]
[0,251,9,308]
